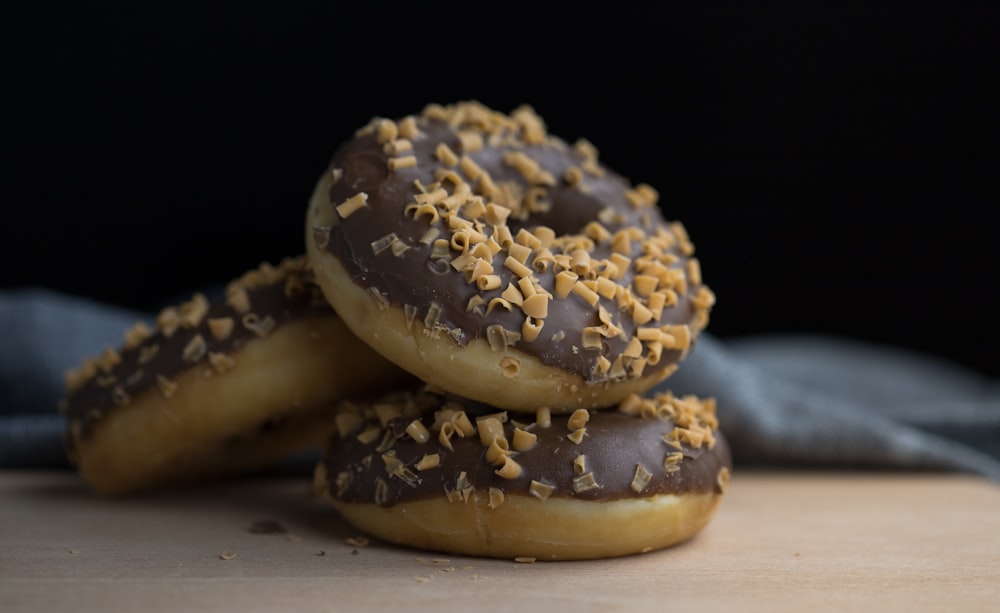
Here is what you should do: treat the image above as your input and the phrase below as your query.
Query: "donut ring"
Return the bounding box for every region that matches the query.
[306,101,715,413]
[314,387,731,561]
[61,256,415,495]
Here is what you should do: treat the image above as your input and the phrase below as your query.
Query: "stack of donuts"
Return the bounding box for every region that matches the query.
[61,101,732,561]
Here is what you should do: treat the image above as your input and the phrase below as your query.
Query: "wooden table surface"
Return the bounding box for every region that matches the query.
[2,469,998,612]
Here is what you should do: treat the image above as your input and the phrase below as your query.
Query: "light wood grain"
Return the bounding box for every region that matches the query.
[2,470,998,612]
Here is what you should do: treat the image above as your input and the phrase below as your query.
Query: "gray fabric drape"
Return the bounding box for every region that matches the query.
[3,288,998,481]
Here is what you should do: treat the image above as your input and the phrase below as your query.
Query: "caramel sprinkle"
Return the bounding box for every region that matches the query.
[488,487,505,509]
[529,480,555,502]
[511,427,537,451]
[494,456,522,479]
[566,409,590,431]
[182,334,207,363]
[406,420,431,443]
[572,472,600,493]
[123,322,152,349]
[137,344,159,365]
[415,453,440,471]
[207,352,236,375]
[631,464,653,493]
[155,375,178,399]
[207,317,235,340]
[241,313,276,337]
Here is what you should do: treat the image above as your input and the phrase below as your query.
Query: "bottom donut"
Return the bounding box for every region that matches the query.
[314,388,732,561]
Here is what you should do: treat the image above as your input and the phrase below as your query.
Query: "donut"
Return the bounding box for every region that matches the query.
[306,100,716,413]
[61,256,415,495]
[314,387,731,561]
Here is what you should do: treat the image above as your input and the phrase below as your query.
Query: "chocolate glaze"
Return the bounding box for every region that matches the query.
[62,257,334,439]
[320,393,731,506]
[318,102,713,384]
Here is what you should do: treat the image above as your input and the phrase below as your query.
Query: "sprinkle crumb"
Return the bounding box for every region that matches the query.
[346,536,370,547]
[68,549,80,555]
[439,566,456,573]
[514,557,537,564]
[414,576,431,583]
[219,552,237,561]
[432,557,450,565]
[317,550,326,557]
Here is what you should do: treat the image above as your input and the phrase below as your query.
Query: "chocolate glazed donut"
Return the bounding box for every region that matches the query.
[306,101,716,413]
[61,256,415,495]
[314,387,732,560]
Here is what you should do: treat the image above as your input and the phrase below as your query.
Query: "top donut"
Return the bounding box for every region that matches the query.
[306,101,715,413]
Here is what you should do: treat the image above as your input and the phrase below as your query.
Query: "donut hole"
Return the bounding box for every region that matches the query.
[499,356,520,378]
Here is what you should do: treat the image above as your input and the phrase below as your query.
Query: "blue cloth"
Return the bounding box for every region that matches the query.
[3,288,999,481]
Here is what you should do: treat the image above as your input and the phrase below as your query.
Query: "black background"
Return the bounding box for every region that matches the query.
[5,4,999,377]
